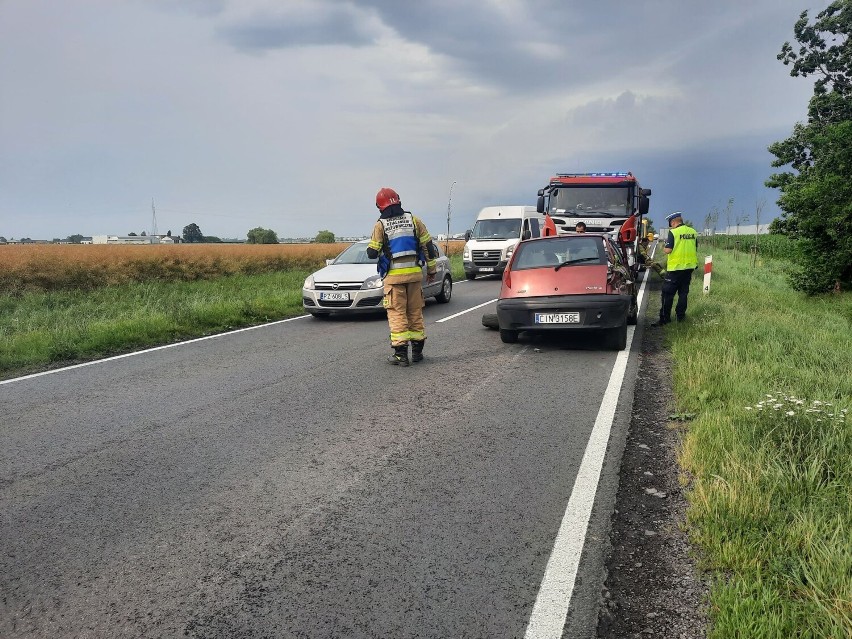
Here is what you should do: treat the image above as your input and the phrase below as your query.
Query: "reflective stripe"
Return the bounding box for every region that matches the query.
[390,329,426,342]
[388,265,422,276]
[381,214,418,259]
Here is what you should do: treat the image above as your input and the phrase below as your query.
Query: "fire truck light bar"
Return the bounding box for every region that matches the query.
[554,172,631,178]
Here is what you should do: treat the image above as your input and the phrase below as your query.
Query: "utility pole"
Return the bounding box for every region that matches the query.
[150,199,159,240]
[445,180,456,254]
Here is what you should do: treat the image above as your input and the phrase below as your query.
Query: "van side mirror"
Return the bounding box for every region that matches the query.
[464,230,471,242]
[326,258,334,266]
[536,196,545,214]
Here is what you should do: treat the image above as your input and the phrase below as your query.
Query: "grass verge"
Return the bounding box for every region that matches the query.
[658,250,852,637]
[0,271,311,378]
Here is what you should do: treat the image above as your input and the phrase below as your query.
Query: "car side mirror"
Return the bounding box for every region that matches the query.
[326,258,334,266]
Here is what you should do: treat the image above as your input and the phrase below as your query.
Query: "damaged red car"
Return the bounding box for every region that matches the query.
[494,233,638,349]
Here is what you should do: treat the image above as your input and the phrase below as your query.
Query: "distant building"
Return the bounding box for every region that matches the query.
[92,235,161,245]
[721,224,771,235]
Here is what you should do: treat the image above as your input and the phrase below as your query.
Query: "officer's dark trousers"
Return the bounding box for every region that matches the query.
[660,269,694,323]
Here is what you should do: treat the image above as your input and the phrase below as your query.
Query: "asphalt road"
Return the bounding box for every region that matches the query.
[0,276,643,638]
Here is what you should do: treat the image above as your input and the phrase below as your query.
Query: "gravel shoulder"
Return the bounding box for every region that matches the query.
[597,298,710,638]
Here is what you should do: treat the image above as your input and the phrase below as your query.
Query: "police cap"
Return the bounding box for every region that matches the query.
[665,211,683,222]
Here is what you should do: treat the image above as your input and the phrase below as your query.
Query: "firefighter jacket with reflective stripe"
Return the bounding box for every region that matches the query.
[666,224,699,271]
[369,213,436,284]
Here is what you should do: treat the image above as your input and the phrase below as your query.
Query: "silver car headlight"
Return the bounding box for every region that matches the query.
[362,274,383,290]
[505,246,514,259]
[303,274,315,289]
[463,246,470,260]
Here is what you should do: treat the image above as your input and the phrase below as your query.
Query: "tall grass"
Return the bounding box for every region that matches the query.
[662,249,852,637]
[0,271,310,377]
[0,241,466,294]
[0,243,347,294]
[699,233,795,261]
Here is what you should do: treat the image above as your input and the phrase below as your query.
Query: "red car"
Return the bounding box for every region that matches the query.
[494,233,638,349]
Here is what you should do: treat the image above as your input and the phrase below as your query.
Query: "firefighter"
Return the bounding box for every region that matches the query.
[367,187,437,366]
[652,211,698,326]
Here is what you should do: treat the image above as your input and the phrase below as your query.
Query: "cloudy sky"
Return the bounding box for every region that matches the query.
[0,0,828,241]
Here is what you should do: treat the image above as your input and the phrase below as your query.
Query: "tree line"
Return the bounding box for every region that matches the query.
[767,0,852,294]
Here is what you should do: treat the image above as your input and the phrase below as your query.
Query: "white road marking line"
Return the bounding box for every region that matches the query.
[435,299,498,323]
[0,315,311,386]
[524,271,649,638]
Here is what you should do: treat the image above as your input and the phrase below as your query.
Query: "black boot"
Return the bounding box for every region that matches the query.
[387,344,409,366]
[411,340,425,363]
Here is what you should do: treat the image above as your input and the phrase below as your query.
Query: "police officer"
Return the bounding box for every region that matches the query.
[367,187,437,366]
[653,211,698,326]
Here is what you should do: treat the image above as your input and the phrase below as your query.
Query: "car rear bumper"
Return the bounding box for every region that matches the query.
[496,294,629,331]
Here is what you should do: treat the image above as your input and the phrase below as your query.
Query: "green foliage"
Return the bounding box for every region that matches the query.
[768,1,852,293]
[202,236,223,243]
[0,272,312,377]
[661,250,852,637]
[314,230,335,243]
[66,234,85,244]
[246,227,279,244]
[182,223,204,243]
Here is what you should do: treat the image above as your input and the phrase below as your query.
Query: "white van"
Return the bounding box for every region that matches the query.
[462,206,545,279]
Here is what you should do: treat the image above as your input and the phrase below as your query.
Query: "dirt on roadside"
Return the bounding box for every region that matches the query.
[597,309,710,638]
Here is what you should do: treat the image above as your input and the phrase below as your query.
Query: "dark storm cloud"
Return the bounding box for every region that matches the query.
[218,5,374,51]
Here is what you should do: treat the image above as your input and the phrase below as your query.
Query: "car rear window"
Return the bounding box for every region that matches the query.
[513,238,605,269]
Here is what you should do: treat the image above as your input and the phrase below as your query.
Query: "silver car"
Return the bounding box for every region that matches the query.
[302,239,453,318]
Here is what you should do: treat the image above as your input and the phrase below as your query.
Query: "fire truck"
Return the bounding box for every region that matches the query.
[536,172,651,234]
[536,171,651,274]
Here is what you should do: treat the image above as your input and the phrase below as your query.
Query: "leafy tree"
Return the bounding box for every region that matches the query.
[0,236,7,243]
[767,1,852,293]
[66,234,85,244]
[182,223,204,243]
[314,230,335,243]
[166,230,172,237]
[246,227,279,244]
[128,232,138,236]
[141,231,147,236]
[203,236,223,243]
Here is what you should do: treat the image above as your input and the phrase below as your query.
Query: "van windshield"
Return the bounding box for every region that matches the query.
[470,218,521,240]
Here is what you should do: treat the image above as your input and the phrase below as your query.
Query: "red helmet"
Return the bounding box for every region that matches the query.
[375,187,400,211]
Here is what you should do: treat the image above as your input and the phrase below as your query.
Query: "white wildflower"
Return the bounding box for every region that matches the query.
[786,411,795,416]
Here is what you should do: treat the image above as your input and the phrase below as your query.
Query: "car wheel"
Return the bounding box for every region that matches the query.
[465,271,477,280]
[627,294,638,325]
[606,321,628,350]
[309,312,330,319]
[500,328,519,344]
[435,276,453,303]
[481,313,499,330]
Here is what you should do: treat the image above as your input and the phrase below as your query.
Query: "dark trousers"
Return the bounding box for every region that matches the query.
[660,269,694,323]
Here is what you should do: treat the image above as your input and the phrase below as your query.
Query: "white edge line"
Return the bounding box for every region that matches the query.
[524,271,648,638]
[436,299,498,323]
[0,315,311,387]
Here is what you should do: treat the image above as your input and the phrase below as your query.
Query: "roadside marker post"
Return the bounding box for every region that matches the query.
[703,255,712,294]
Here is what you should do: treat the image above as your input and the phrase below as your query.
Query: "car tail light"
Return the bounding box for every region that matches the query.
[503,270,511,288]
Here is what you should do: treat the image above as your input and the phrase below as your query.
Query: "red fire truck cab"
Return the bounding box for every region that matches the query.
[536,172,651,235]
